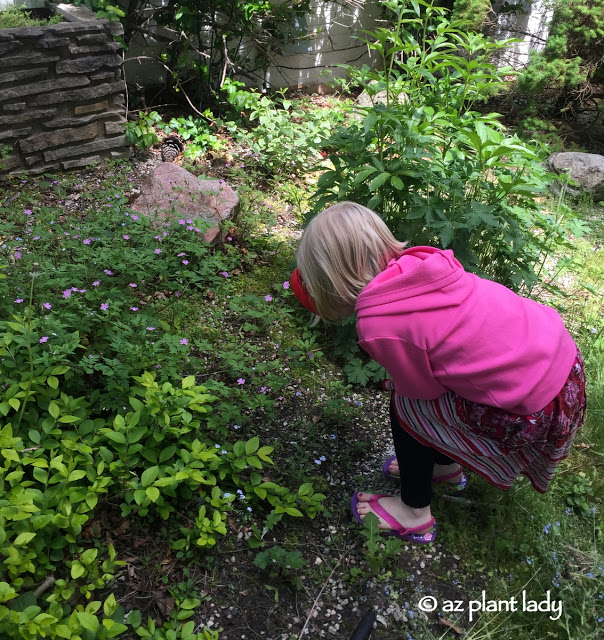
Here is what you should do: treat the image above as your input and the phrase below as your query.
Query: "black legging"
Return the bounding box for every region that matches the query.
[390,399,455,508]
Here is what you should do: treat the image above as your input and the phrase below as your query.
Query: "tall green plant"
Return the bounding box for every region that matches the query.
[311,0,583,290]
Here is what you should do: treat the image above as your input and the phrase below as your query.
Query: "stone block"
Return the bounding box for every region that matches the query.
[25,154,43,167]
[76,34,108,45]
[44,109,122,129]
[38,37,71,50]
[43,135,128,161]
[110,149,132,160]
[69,42,122,55]
[0,109,57,126]
[57,54,122,75]
[0,42,20,56]
[2,53,60,66]
[104,120,126,135]
[0,76,90,103]
[1,154,20,171]
[74,101,109,116]
[20,123,99,154]
[2,103,26,112]
[0,128,32,141]
[29,81,124,106]
[91,71,117,82]
[0,68,48,86]
[61,156,102,169]
[51,22,103,35]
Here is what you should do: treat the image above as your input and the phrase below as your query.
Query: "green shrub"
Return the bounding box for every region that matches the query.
[0,8,62,28]
[310,0,587,291]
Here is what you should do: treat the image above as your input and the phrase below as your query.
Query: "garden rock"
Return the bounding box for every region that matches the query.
[355,82,408,108]
[130,163,239,243]
[547,152,604,200]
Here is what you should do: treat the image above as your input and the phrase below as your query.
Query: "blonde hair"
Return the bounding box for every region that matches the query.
[296,202,407,320]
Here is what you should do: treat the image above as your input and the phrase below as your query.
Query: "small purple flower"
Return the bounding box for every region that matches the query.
[237,378,245,385]
[260,386,268,393]
[265,295,272,302]
[180,338,188,345]
[186,218,193,224]
[14,251,22,260]
[182,260,189,265]
[33,236,40,240]
[104,270,113,276]
[100,303,109,311]
[177,252,186,257]
[178,219,186,225]
[131,214,139,221]
[62,289,72,299]
[129,283,137,288]
[227,236,232,241]
[39,336,48,343]
[83,239,91,245]
[220,271,229,278]
[92,281,101,286]
[174,291,181,298]
[123,235,130,240]
[146,326,155,331]
[14,298,24,303]
[130,306,138,311]
[43,302,51,310]
[24,209,32,216]
[283,281,290,290]
[154,248,162,254]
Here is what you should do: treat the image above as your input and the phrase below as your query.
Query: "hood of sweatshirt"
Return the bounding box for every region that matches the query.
[355,246,466,318]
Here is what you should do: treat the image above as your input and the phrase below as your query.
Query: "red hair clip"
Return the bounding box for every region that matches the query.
[290,268,318,315]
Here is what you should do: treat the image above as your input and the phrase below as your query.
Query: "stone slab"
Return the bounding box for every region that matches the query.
[56,54,122,74]
[0,108,58,126]
[28,81,124,107]
[0,68,48,86]
[61,155,102,169]
[0,76,90,102]
[20,123,99,154]
[74,100,109,116]
[43,135,128,161]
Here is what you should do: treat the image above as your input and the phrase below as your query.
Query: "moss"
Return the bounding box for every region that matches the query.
[0,8,63,29]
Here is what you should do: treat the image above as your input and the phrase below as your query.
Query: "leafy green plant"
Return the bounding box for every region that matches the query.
[253,545,307,589]
[310,0,585,292]
[0,8,63,28]
[126,111,162,149]
[224,80,348,175]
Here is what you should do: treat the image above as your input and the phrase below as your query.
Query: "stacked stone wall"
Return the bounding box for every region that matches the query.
[0,4,129,174]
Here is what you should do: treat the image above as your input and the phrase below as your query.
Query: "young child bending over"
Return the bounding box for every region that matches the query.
[290,202,586,545]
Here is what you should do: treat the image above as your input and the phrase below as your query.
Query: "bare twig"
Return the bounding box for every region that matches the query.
[34,576,56,597]
[297,552,347,640]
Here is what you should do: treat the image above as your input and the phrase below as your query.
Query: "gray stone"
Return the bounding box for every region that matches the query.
[1,154,20,171]
[52,4,97,22]
[69,42,122,55]
[43,135,128,161]
[109,149,132,160]
[2,103,26,112]
[25,154,43,167]
[44,109,122,129]
[9,164,60,176]
[0,42,20,56]
[0,128,32,141]
[74,100,109,116]
[0,108,57,126]
[6,28,45,40]
[20,123,99,154]
[29,81,124,107]
[104,120,126,135]
[0,68,48,85]
[56,54,122,74]
[355,87,408,108]
[76,34,109,45]
[38,37,71,49]
[91,71,118,82]
[2,53,60,66]
[0,76,90,102]
[61,156,102,169]
[130,164,240,244]
[52,20,103,33]
[548,152,604,200]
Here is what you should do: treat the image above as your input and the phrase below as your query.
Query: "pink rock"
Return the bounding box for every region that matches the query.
[130,163,239,243]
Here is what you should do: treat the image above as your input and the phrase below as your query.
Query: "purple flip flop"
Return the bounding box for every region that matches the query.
[381,456,468,495]
[350,492,437,544]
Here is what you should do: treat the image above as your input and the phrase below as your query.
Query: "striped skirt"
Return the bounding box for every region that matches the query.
[392,351,587,493]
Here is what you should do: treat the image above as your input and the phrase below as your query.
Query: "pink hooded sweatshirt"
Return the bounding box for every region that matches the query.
[355,246,577,415]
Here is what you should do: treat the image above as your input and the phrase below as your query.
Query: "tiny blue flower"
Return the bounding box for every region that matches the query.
[526,557,533,565]
[221,449,227,454]
[247,506,252,512]
[215,444,220,448]
[224,493,231,498]
[319,456,326,461]
[565,507,572,515]
[233,424,240,430]
[544,524,552,534]
[314,459,321,465]
[295,391,302,396]
[408,611,414,619]
[330,434,336,439]
[587,573,595,578]
[354,400,362,407]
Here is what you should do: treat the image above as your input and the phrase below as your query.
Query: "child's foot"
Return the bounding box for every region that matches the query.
[387,459,464,484]
[354,493,433,535]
